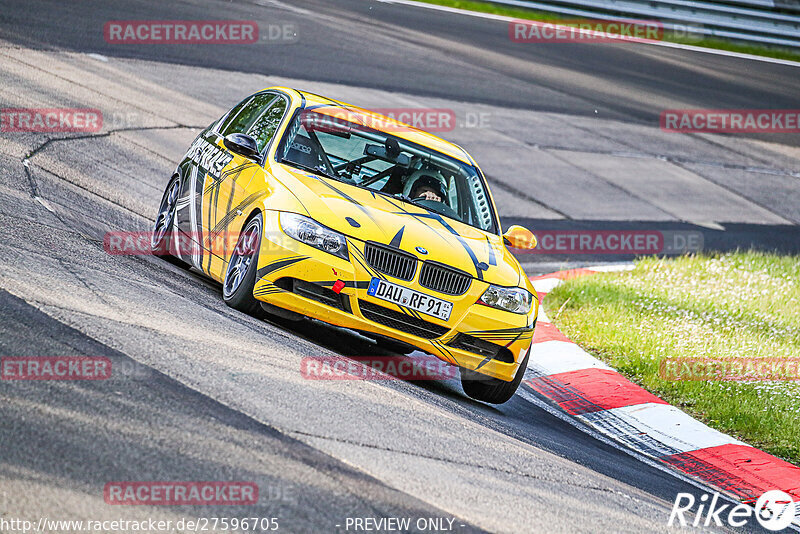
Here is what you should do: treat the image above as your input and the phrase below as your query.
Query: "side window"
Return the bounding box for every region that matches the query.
[219,93,277,137]
[217,96,254,135]
[247,97,287,152]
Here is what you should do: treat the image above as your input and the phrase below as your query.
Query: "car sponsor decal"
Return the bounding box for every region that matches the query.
[176,137,237,269]
[201,164,260,272]
[184,136,234,179]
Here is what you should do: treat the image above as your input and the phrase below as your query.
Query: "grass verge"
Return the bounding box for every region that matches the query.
[415,0,800,62]
[544,252,800,465]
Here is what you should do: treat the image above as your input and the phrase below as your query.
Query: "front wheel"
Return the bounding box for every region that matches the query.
[460,346,530,404]
[223,213,264,317]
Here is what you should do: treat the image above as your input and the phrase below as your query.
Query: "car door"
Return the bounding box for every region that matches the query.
[200,92,288,280]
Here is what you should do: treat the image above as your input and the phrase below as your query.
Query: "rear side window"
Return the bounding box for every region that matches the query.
[219,93,277,137]
[248,97,287,152]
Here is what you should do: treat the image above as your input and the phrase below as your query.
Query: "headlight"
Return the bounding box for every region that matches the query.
[280,212,349,260]
[478,285,533,314]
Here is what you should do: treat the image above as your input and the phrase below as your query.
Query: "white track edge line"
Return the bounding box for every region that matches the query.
[516,386,750,504]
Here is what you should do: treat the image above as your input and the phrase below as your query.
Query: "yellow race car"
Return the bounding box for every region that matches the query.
[151,87,538,403]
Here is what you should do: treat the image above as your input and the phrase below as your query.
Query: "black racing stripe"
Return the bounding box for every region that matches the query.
[382,196,485,280]
[314,178,378,223]
[255,256,308,280]
[389,226,405,248]
[350,246,386,281]
[432,340,458,366]
[475,354,494,370]
[210,191,265,238]
[216,173,237,269]
[504,331,524,348]
[467,325,535,335]
[194,170,204,263]
[427,214,485,281]
[205,171,218,273]
[202,163,255,195]
[466,338,523,344]
[400,306,423,320]
[440,331,459,344]
[202,163,254,269]
[379,195,409,213]
[206,164,259,269]
[253,291,283,298]
[485,235,496,266]
[253,284,282,293]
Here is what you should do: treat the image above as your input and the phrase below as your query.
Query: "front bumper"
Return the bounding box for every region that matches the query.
[253,211,537,381]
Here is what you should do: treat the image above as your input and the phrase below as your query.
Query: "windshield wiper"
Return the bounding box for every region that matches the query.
[282,159,345,182]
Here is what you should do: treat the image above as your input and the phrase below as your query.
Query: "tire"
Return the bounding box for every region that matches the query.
[151,174,190,269]
[460,345,530,404]
[223,213,264,317]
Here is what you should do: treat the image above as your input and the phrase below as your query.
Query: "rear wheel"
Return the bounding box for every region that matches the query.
[223,213,264,317]
[151,174,190,269]
[460,346,530,404]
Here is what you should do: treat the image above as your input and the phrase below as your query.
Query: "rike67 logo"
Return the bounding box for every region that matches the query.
[669,490,797,531]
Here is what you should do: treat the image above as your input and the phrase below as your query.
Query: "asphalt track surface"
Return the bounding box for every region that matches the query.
[0,0,798,532]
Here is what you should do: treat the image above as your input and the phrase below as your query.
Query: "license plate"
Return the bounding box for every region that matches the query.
[367,278,452,321]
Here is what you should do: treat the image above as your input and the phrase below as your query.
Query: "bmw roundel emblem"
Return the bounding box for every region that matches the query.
[415,246,428,255]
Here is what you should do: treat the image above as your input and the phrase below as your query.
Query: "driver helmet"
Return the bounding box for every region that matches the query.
[403,170,448,202]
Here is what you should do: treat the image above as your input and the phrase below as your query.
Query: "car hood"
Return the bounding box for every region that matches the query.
[274,167,521,287]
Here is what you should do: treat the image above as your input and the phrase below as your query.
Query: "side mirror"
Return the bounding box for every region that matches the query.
[503,225,537,250]
[223,133,260,160]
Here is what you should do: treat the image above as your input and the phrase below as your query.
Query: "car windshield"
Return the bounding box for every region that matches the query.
[275,108,497,233]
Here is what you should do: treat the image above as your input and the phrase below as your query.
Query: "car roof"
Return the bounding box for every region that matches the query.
[269,87,474,165]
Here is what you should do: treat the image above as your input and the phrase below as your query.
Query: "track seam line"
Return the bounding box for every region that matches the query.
[542,147,680,220]
[559,122,797,223]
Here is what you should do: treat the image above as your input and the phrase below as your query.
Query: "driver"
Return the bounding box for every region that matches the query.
[408,173,448,203]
